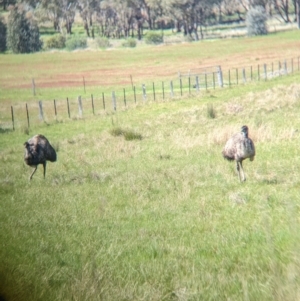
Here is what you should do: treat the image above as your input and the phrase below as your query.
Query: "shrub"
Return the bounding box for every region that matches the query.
[0,17,6,52]
[123,130,142,141]
[144,31,163,45]
[28,22,43,52]
[207,104,216,119]
[109,127,142,140]
[65,35,87,51]
[246,6,268,36]
[122,38,137,48]
[110,127,124,137]
[6,5,42,53]
[45,34,66,49]
[95,37,111,48]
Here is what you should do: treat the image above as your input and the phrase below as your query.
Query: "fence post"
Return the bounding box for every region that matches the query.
[278,61,281,76]
[78,96,83,117]
[54,99,57,120]
[228,70,231,87]
[83,76,86,94]
[264,64,267,81]
[195,76,200,92]
[11,106,14,131]
[133,86,136,103]
[235,68,238,85]
[257,64,260,80]
[170,81,174,98]
[217,66,223,87]
[91,94,95,115]
[123,88,127,107]
[205,74,208,90]
[32,78,36,96]
[291,58,294,73]
[102,92,106,110]
[212,73,215,89]
[152,82,156,101]
[242,68,246,83]
[112,91,116,111]
[38,100,44,121]
[284,60,287,74]
[180,78,182,96]
[142,84,147,101]
[26,103,30,129]
[250,66,253,81]
[162,82,165,100]
[67,97,70,118]
[188,77,191,94]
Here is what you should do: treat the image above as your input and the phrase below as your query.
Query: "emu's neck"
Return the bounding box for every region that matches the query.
[241,131,248,138]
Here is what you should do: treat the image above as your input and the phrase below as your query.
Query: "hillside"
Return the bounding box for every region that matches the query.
[1,67,300,300]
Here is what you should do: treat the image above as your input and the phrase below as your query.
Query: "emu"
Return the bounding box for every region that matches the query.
[24,134,57,180]
[222,125,255,182]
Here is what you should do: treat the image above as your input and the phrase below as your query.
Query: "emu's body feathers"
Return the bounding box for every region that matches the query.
[24,134,57,180]
[222,125,255,182]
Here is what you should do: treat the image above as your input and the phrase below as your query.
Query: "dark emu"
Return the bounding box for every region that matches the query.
[24,134,57,180]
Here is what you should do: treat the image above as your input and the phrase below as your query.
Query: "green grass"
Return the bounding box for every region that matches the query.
[1,31,300,300]
[1,71,300,300]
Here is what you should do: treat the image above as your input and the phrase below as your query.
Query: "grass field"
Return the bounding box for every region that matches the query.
[0,30,300,105]
[1,31,300,301]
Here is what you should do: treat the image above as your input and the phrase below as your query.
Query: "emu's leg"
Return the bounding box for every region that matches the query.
[43,162,47,179]
[236,161,242,182]
[240,161,246,182]
[29,166,38,180]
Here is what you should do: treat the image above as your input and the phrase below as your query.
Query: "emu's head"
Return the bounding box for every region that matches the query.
[24,141,36,160]
[241,125,249,138]
[24,142,30,158]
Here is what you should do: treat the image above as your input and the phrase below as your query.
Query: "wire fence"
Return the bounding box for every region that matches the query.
[1,56,299,132]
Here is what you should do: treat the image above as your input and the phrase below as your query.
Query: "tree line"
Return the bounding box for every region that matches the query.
[0,0,299,53]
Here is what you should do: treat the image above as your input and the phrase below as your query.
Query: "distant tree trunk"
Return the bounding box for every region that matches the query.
[137,22,142,40]
[145,6,153,29]
[54,20,59,31]
[174,20,181,33]
[194,24,199,40]
[199,24,204,39]
[84,18,90,37]
[297,0,300,28]
[65,21,72,34]
[183,22,188,35]
[274,0,291,23]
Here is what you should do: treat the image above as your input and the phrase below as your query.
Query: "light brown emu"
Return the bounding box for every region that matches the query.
[24,134,57,180]
[222,125,255,182]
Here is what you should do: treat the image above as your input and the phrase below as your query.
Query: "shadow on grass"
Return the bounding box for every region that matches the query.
[0,128,13,134]
[262,178,279,185]
[0,294,7,301]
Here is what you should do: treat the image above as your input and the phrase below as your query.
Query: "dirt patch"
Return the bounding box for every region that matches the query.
[1,34,300,92]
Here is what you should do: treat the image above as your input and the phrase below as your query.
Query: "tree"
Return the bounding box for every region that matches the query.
[77,0,100,37]
[164,0,217,40]
[272,0,291,23]
[6,5,42,53]
[145,0,168,30]
[35,0,77,34]
[0,17,6,52]
[296,0,300,28]
[246,5,268,35]
[96,0,147,39]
